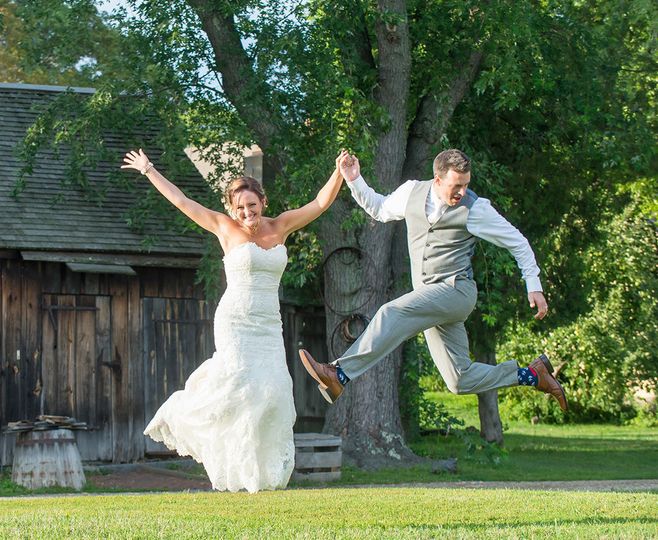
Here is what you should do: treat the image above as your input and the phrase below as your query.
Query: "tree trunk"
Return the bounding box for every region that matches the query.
[319,202,415,466]
[475,351,504,444]
[315,0,415,467]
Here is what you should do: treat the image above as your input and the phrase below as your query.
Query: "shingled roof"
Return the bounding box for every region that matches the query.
[0,83,212,267]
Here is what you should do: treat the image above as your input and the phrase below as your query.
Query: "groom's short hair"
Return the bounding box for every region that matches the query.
[433,149,471,178]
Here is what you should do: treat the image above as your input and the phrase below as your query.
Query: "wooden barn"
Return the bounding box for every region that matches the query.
[0,83,328,464]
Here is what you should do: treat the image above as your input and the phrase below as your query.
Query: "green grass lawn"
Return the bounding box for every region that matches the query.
[2,391,656,495]
[415,392,658,481]
[334,391,658,485]
[1,488,656,539]
[2,392,656,538]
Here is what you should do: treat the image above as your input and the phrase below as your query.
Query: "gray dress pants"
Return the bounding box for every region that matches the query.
[337,277,519,394]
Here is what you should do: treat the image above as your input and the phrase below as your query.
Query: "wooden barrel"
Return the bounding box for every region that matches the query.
[12,429,86,490]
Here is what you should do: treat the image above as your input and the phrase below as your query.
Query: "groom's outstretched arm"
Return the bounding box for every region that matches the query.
[340,156,413,223]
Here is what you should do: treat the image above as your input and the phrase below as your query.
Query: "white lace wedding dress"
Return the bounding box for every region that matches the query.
[144,242,296,493]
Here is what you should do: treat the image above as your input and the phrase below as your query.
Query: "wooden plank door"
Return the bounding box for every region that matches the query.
[41,294,113,460]
[281,304,329,432]
[142,298,214,455]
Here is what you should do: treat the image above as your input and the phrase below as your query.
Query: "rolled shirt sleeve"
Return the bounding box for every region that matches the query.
[468,198,543,293]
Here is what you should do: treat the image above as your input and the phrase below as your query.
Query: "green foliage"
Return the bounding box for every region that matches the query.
[280,230,323,290]
[400,335,506,464]
[437,0,658,426]
[15,90,133,198]
[0,473,29,496]
[454,427,508,466]
[627,404,658,428]
[399,333,439,440]
[499,192,658,423]
[0,0,121,85]
[452,0,657,328]
[417,398,464,435]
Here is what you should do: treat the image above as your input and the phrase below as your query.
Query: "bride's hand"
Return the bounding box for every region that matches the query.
[121,149,151,173]
[336,150,350,175]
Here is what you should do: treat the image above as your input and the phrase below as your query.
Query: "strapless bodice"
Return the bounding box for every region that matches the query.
[222,242,287,292]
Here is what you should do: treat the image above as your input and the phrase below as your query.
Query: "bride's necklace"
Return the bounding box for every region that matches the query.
[241,218,261,236]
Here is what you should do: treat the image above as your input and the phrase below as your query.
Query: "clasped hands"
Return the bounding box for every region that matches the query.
[337,151,360,182]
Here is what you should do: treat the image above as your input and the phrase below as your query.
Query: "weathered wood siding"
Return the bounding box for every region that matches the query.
[142,297,214,455]
[0,257,327,464]
[282,304,329,433]
[40,293,113,460]
[0,258,208,463]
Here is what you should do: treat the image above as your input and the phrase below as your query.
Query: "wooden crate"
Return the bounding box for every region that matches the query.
[293,432,342,482]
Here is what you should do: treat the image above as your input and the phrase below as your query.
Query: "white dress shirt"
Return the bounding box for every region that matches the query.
[347,176,543,293]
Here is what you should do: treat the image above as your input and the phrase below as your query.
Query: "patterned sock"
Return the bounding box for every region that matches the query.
[335,364,350,386]
[517,366,539,386]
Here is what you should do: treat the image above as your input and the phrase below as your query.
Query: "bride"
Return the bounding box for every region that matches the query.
[121,149,347,493]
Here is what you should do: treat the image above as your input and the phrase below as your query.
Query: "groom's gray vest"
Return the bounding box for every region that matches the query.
[404,180,478,289]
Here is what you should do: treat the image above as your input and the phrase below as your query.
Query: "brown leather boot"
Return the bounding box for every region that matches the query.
[298,349,344,404]
[529,353,568,412]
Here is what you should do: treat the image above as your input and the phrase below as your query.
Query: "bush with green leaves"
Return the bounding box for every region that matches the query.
[499,193,657,423]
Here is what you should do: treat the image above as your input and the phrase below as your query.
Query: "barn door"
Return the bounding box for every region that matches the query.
[142,297,214,455]
[40,294,113,460]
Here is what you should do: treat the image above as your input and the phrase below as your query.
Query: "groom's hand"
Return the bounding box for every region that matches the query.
[339,152,360,182]
[528,291,548,320]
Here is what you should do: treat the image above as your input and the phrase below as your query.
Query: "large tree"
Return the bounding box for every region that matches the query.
[0,0,122,85]
[179,0,496,460]
[7,0,656,462]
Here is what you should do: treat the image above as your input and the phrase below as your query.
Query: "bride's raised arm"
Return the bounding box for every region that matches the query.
[121,149,230,235]
[274,150,348,238]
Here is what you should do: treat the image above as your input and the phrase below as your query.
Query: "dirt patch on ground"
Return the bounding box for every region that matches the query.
[87,465,211,492]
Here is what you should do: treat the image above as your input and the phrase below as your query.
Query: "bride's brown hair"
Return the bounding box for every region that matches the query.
[223,176,268,215]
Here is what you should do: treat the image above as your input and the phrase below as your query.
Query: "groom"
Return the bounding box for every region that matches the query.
[299,149,567,411]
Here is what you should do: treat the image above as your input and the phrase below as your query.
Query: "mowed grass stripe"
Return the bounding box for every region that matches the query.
[1,488,656,539]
